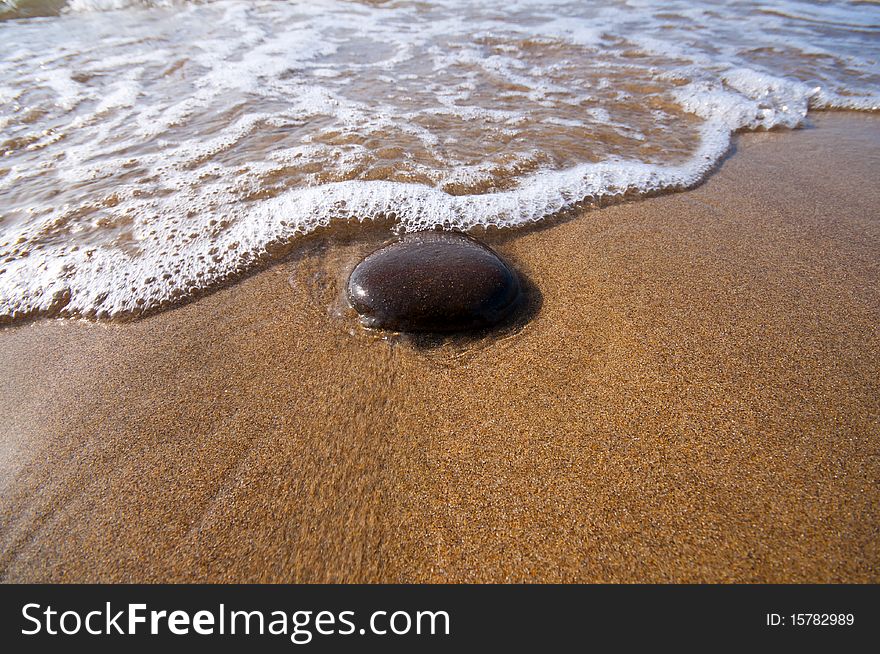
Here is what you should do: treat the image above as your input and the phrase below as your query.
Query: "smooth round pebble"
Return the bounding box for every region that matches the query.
[347,231,523,333]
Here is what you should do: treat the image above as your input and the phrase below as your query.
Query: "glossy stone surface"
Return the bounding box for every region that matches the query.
[347,231,522,333]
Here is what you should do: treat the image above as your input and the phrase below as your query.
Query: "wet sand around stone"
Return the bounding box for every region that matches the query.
[0,112,878,583]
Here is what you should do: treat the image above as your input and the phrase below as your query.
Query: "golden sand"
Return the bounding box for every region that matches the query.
[1,113,878,583]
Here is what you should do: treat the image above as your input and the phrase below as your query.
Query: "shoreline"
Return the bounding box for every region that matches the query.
[1,112,878,582]
[0,108,871,327]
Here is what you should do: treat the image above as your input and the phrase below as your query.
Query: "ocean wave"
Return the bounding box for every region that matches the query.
[0,0,191,20]
[0,0,878,320]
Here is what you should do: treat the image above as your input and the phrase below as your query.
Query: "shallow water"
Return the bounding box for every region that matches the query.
[0,0,878,319]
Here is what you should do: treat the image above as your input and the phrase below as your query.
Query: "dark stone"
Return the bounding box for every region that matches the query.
[347,231,522,333]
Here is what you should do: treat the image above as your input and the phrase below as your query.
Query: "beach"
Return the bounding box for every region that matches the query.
[0,112,877,583]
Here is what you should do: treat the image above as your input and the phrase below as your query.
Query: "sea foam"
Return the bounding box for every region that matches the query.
[0,0,878,320]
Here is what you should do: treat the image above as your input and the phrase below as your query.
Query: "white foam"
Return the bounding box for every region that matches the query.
[65,0,178,12]
[675,71,815,132]
[0,0,878,320]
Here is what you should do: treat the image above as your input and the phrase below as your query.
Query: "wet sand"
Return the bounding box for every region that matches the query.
[1,113,878,583]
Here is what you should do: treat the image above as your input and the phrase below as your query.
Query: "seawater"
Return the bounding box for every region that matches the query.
[0,0,878,319]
